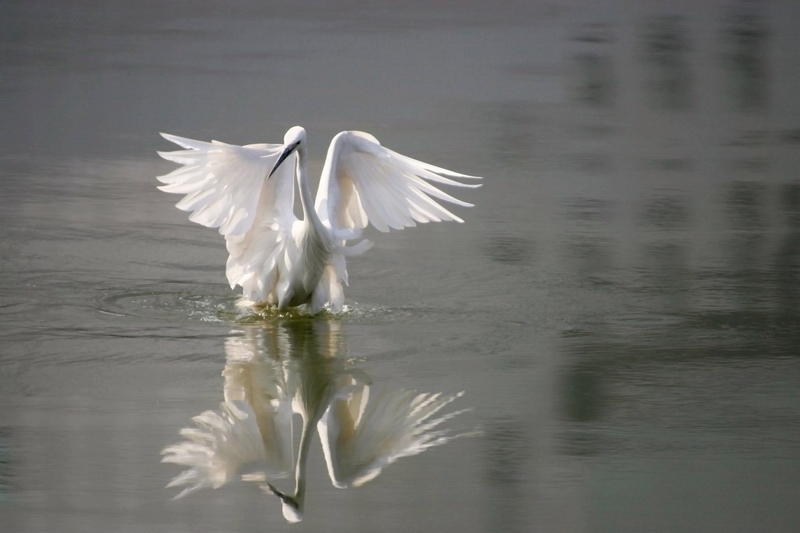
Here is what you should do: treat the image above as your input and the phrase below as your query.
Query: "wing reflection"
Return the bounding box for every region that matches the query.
[320,386,469,489]
[161,318,470,522]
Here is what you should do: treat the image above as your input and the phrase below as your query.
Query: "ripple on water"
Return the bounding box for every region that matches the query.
[93,286,237,323]
[600,313,685,341]
[231,302,420,325]
[335,303,483,325]
[93,285,481,327]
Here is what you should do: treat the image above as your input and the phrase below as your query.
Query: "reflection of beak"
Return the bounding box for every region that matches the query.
[269,141,300,178]
[266,482,303,523]
[265,482,293,504]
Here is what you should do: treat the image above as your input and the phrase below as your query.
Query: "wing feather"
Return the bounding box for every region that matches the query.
[315,131,481,234]
[318,386,469,488]
[157,133,295,237]
[157,133,299,304]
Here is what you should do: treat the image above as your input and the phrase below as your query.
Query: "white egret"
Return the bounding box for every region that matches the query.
[161,319,471,523]
[157,127,481,313]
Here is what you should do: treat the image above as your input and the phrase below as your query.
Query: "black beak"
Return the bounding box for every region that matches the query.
[269,141,300,178]
[266,483,299,508]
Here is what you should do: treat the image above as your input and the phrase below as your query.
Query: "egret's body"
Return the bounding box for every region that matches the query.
[157,127,480,313]
[161,319,470,523]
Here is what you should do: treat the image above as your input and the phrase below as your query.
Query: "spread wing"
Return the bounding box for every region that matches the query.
[157,133,298,303]
[317,386,469,488]
[160,400,292,499]
[314,131,481,234]
[157,133,296,236]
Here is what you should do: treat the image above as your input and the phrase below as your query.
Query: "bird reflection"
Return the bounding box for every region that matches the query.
[161,318,469,523]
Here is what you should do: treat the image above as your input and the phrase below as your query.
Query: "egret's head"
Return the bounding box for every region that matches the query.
[283,125,306,145]
[266,482,304,523]
[270,126,306,177]
[281,499,304,523]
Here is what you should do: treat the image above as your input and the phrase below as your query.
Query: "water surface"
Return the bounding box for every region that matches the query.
[1,1,800,532]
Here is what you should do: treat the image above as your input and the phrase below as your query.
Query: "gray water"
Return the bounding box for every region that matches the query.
[2,1,800,532]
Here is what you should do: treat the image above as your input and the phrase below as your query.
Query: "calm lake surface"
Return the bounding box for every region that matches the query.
[2,1,800,532]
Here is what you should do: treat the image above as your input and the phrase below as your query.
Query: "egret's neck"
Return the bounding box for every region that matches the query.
[292,412,315,504]
[296,152,323,233]
[275,410,313,523]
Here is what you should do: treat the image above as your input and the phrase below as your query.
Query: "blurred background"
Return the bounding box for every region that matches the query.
[1,1,799,532]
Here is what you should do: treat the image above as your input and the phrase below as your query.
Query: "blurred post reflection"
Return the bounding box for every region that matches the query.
[725,3,769,112]
[161,318,470,523]
[642,15,693,111]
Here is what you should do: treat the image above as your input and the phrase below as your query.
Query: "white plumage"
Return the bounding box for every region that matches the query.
[160,320,471,523]
[319,386,469,488]
[157,127,480,313]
